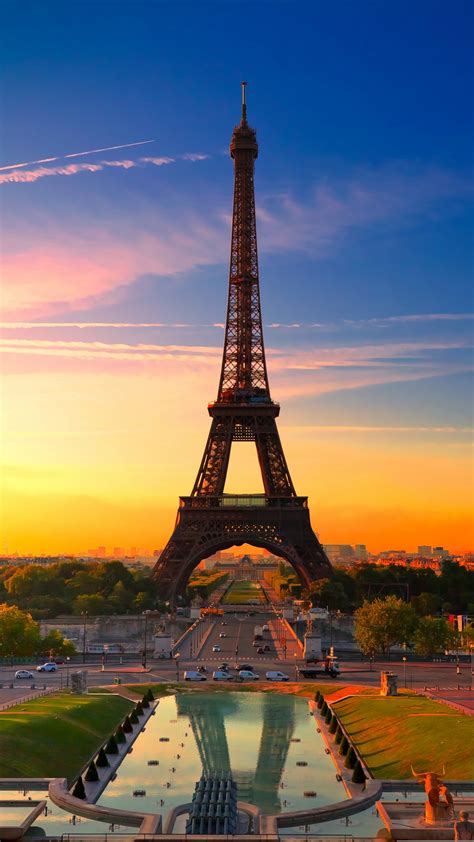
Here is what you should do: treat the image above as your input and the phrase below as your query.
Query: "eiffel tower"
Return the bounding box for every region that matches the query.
[153,84,332,602]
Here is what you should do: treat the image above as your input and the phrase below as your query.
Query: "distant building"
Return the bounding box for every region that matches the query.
[418,545,432,558]
[113,547,124,557]
[354,544,368,561]
[97,546,106,558]
[323,544,355,565]
[433,546,450,559]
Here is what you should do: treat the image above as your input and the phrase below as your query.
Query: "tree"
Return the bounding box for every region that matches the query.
[411,592,441,616]
[354,596,418,655]
[414,616,451,656]
[73,594,112,615]
[0,604,41,659]
[40,628,76,657]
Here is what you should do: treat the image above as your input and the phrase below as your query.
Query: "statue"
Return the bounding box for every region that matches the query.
[411,765,454,824]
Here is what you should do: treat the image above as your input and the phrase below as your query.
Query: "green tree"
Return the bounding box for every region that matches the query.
[413,616,451,656]
[411,592,441,616]
[73,594,112,615]
[40,628,76,657]
[0,604,41,659]
[354,595,418,655]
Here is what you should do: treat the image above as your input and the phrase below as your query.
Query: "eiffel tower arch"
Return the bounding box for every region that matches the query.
[153,84,332,602]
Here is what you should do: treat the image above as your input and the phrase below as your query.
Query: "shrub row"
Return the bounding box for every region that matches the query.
[316,692,366,785]
[72,689,155,799]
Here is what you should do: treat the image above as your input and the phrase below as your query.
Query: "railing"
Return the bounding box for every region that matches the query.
[180,495,308,509]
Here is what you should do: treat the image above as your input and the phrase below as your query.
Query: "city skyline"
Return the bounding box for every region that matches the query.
[1,2,473,556]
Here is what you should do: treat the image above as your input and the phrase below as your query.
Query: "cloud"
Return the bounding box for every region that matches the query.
[2,313,471,330]
[0,155,176,184]
[0,139,156,171]
[257,163,472,255]
[181,153,209,161]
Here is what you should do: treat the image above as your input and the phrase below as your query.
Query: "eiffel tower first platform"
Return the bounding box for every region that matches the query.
[153,84,332,602]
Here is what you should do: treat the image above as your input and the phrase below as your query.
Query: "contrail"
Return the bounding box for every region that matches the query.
[0,139,156,172]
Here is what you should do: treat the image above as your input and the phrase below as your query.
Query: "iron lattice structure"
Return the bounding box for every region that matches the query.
[154,85,332,601]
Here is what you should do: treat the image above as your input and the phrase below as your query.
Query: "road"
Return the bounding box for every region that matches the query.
[1,612,472,693]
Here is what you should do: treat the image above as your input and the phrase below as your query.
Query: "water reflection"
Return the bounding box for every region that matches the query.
[98,692,343,818]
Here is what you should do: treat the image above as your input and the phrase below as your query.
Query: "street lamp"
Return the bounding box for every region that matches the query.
[175,652,181,682]
[66,656,71,688]
[294,653,299,681]
[81,612,88,664]
[142,610,150,669]
[402,655,407,688]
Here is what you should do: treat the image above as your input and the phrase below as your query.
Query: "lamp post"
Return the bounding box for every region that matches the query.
[294,653,299,681]
[66,656,70,688]
[142,610,150,669]
[81,612,88,664]
[402,655,407,688]
[175,652,181,682]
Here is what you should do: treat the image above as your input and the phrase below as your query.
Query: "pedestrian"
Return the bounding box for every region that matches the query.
[455,812,474,840]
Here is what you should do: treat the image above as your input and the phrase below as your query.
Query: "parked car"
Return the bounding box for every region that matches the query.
[219,663,229,671]
[262,624,269,632]
[235,663,253,671]
[266,670,289,681]
[256,647,265,654]
[15,670,34,679]
[36,663,57,672]
[212,645,221,653]
[197,665,208,674]
[184,671,207,681]
[239,670,260,681]
[264,644,271,651]
[212,670,234,681]
[53,657,65,664]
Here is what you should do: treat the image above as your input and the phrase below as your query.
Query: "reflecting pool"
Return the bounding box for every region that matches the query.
[98,692,345,818]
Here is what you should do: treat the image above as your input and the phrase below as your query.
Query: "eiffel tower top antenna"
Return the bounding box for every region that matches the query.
[241,80,247,123]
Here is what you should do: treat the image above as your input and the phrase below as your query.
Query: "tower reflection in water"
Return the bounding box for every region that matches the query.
[176,692,295,814]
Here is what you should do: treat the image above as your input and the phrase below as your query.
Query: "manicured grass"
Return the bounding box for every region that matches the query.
[0,691,133,780]
[126,681,346,699]
[334,694,474,780]
[221,580,267,604]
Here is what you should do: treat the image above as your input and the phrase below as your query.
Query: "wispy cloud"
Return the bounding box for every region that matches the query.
[0,139,156,172]
[0,155,176,184]
[257,163,473,255]
[2,313,471,330]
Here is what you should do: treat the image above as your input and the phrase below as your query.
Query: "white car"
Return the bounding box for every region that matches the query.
[262,624,269,632]
[239,669,260,680]
[212,670,234,681]
[36,662,57,672]
[212,645,221,653]
[219,632,226,638]
[184,671,207,681]
[266,670,289,681]
[15,670,34,679]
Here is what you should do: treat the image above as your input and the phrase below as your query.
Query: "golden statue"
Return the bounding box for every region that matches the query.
[411,765,454,824]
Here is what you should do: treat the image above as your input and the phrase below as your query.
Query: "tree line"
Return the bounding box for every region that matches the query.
[308,559,474,615]
[0,560,157,619]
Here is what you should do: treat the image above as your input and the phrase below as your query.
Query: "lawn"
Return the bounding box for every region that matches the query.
[334,694,474,780]
[126,681,345,699]
[221,580,267,604]
[0,691,133,780]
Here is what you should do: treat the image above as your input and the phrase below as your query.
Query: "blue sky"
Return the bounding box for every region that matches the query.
[1,0,473,553]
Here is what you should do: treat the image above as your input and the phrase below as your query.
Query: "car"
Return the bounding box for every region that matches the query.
[212,670,234,681]
[266,670,289,681]
[197,665,208,674]
[212,645,221,653]
[239,670,260,681]
[252,640,261,647]
[15,670,34,680]
[256,647,265,655]
[221,621,227,626]
[184,671,207,681]
[218,663,230,671]
[219,632,226,638]
[235,663,253,671]
[264,644,271,652]
[53,657,65,664]
[36,662,57,672]
[262,624,269,632]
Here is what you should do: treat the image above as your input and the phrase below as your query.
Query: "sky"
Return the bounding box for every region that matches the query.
[1,0,473,556]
